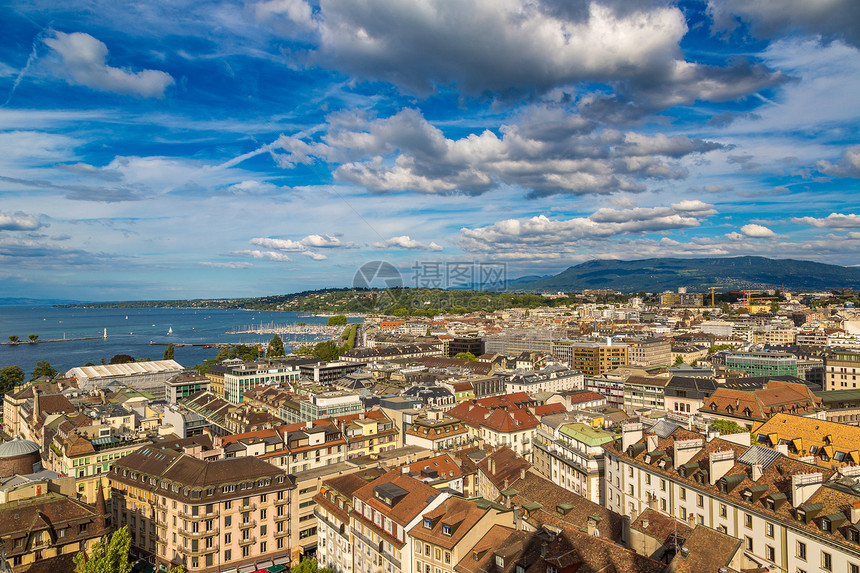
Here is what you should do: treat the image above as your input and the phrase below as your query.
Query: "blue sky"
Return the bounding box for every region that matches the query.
[1,0,860,301]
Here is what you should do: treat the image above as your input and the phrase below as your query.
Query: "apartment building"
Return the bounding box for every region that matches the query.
[625,337,672,367]
[111,447,297,572]
[569,341,628,376]
[410,497,515,573]
[623,376,671,413]
[604,421,860,573]
[504,366,584,395]
[223,361,302,404]
[166,371,212,404]
[532,415,613,503]
[725,351,798,378]
[350,470,447,573]
[404,411,469,452]
[281,392,363,424]
[753,413,860,469]
[447,399,538,458]
[825,350,860,390]
[315,468,387,573]
[700,380,824,428]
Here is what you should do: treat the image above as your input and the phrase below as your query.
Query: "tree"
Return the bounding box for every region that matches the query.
[290,558,334,573]
[110,354,135,364]
[673,355,684,366]
[8,335,18,343]
[454,352,477,361]
[312,340,341,361]
[327,314,348,326]
[268,335,285,357]
[27,334,38,343]
[31,361,57,381]
[0,366,25,394]
[163,343,175,360]
[709,419,745,435]
[74,525,133,573]
[770,300,780,313]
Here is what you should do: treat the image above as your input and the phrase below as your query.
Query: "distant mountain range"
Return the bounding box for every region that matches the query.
[0,297,84,306]
[511,256,860,293]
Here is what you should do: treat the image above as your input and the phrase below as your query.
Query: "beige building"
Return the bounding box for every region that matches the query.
[825,350,860,390]
[625,338,672,367]
[111,446,297,572]
[410,496,515,573]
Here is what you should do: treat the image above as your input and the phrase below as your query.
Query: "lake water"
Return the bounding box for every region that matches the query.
[0,306,361,374]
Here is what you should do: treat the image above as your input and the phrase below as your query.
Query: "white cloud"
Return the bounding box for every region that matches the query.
[0,210,45,231]
[740,223,776,238]
[817,145,860,178]
[44,31,174,98]
[708,0,860,47]
[199,261,254,269]
[259,0,784,105]
[460,202,717,252]
[792,213,860,229]
[272,107,723,197]
[374,235,443,251]
[233,249,292,262]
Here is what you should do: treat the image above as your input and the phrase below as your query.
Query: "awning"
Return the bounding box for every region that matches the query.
[238,565,257,573]
[257,561,274,569]
[267,566,287,573]
[273,557,290,566]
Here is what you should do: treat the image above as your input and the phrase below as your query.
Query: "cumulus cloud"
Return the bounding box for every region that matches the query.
[232,249,292,262]
[250,234,353,262]
[199,261,254,269]
[708,0,860,47]
[44,31,174,97]
[270,107,723,197]
[792,213,860,229]
[373,236,443,251]
[740,223,777,237]
[460,201,717,253]
[0,210,45,231]
[817,145,860,178]
[259,0,784,105]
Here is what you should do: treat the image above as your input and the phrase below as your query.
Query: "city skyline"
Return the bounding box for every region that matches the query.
[2,1,860,301]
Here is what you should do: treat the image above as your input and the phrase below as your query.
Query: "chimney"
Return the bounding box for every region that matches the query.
[520,467,526,481]
[32,389,40,424]
[851,502,860,524]
[513,505,520,530]
[751,463,763,482]
[673,438,704,469]
[646,434,659,453]
[587,518,598,537]
[791,472,823,507]
[642,516,649,529]
[709,449,735,485]
[489,458,496,475]
[622,422,644,451]
[540,542,548,558]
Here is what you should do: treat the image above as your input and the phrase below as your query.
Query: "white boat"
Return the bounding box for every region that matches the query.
[167,327,173,335]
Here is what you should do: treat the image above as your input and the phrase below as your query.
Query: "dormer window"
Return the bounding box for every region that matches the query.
[822,518,831,532]
[442,525,452,536]
[495,556,504,568]
[424,518,432,529]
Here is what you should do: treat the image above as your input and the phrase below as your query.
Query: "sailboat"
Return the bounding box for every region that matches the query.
[167,326,173,335]
[103,328,107,339]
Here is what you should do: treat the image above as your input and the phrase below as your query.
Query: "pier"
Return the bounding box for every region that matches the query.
[0,336,106,346]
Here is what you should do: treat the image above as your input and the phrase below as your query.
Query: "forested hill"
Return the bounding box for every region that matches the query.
[513,256,860,292]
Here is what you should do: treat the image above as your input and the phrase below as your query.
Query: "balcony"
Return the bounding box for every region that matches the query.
[178,527,218,538]
[238,536,257,546]
[239,520,257,530]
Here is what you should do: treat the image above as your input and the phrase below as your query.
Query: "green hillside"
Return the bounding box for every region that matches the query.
[513,256,860,293]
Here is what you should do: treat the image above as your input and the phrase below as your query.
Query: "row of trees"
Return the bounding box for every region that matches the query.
[0,362,59,394]
[7,334,39,343]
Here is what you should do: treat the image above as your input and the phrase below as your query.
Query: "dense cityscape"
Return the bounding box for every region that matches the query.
[2,286,860,573]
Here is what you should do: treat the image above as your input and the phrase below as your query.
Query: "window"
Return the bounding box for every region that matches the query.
[645,474,651,485]
[745,536,753,552]
[822,551,832,571]
[849,564,859,573]
[679,488,686,501]
[442,525,452,536]
[719,504,727,518]
[765,522,774,538]
[660,499,666,511]
[660,479,666,491]
[744,513,752,528]
[797,541,806,560]
[765,545,774,562]
[679,507,686,520]
[696,494,703,508]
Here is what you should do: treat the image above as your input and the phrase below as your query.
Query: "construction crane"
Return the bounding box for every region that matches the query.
[731,291,777,308]
[707,286,725,307]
